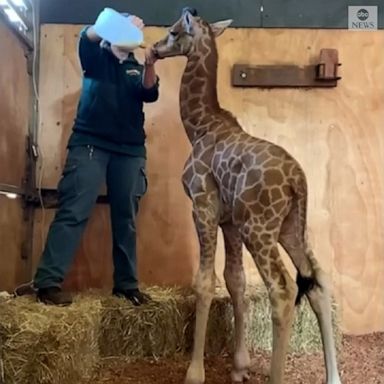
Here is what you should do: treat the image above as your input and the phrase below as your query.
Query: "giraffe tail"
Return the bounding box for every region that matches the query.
[295,273,317,305]
[290,169,323,306]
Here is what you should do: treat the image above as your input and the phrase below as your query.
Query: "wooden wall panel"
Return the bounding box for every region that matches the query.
[36,24,384,334]
[0,197,27,292]
[213,28,384,335]
[0,22,30,186]
[0,22,31,291]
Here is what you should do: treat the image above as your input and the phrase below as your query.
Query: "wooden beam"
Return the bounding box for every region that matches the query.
[25,188,110,209]
[0,183,24,195]
[231,48,341,88]
[232,64,339,88]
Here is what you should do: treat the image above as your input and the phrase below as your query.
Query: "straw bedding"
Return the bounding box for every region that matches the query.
[0,285,340,383]
[85,333,384,384]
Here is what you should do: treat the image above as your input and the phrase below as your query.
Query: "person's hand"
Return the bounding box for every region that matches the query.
[129,15,144,30]
[144,47,157,66]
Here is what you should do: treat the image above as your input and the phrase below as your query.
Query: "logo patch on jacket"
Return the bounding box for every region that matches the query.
[126,69,140,76]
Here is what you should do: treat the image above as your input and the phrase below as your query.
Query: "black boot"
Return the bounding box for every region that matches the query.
[112,288,152,306]
[37,287,73,306]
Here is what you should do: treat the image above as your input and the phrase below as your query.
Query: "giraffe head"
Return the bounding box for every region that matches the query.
[152,8,232,59]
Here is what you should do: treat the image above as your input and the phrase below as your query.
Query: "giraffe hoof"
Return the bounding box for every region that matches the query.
[231,368,251,383]
[184,372,204,384]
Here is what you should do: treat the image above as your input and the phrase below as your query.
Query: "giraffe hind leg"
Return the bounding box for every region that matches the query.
[278,198,317,304]
[279,202,342,384]
[242,224,297,384]
[222,223,251,383]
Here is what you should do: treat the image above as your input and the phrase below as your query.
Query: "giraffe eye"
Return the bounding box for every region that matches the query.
[170,30,178,37]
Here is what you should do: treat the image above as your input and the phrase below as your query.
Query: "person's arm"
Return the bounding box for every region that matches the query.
[78,26,102,75]
[140,48,160,103]
[79,12,145,73]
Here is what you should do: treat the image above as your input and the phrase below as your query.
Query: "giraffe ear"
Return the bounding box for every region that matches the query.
[210,19,233,37]
[182,10,194,33]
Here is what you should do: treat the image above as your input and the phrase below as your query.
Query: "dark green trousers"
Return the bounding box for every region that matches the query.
[33,145,147,291]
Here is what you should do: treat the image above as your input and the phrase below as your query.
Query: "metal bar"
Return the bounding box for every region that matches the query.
[26,189,110,209]
[6,0,33,29]
[22,137,37,269]
[0,7,33,50]
[27,0,39,158]
[22,0,39,278]
[0,183,25,195]
[0,185,109,208]
[0,185,109,209]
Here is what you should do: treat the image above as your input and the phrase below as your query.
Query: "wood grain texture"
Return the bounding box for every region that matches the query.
[0,22,31,291]
[0,22,30,187]
[36,24,384,334]
[0,197,28,291]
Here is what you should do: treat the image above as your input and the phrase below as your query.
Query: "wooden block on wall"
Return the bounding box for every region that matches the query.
[231,64,338,88]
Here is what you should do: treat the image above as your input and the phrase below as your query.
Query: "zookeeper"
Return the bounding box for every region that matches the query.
[32,10,159,306]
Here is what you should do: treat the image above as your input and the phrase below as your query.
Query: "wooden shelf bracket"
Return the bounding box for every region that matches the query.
[231,48,341,88]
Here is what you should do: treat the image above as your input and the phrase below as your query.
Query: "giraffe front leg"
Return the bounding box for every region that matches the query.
[185,202,219,384]
[222,223,251,383]
[185,266,216,384]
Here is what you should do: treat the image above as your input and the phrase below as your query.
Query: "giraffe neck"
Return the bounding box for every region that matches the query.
[180,37,220,142]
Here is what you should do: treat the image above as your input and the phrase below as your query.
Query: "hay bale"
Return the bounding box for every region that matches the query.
[0,296,102,384]
[99,285,341,359]
[243,285,342,354]
[0,285,341,383]
[99,287,195,359]
[191,286,340,355]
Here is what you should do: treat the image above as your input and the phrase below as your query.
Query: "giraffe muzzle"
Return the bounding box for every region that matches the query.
[152,48,161,59]
[151,43,163,60]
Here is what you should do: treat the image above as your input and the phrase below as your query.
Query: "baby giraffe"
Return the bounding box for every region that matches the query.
[152,8,342,384]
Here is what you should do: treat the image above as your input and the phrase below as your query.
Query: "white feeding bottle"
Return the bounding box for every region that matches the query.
[94,7,145,50]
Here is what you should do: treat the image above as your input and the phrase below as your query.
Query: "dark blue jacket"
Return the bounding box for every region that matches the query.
[69,27,159,156]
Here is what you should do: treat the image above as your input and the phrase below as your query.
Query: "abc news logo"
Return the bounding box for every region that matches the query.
[357,9,369,21]
[349,6,377,30]
[353,8,374,28]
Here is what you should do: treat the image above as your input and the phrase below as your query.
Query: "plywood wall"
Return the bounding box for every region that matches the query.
[36,24,384,335]
[0,22,31,291]
[0,23,30,186]
[0,198,27,292]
